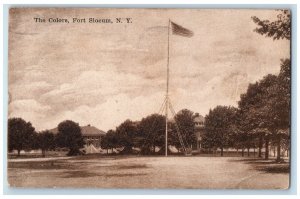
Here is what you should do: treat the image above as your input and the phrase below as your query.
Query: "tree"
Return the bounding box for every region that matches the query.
[237,60,291,161]
[276,59,291,158]
[101,130,118,154]
[38,130,55,157]
[172,109,197,149]
[116,119,139,154]
[252,10,291,40]
[8,118,36,156]
[238,76,277,160]
[264,59,291,161]
[203,106,238,156]
[138,114,165,154]
[56,120,84,156]
[30,132,40,151]
[251,67,290,161]
[252,10,291,162]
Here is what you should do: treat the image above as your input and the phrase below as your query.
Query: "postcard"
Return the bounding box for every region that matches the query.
[7,8,291,189]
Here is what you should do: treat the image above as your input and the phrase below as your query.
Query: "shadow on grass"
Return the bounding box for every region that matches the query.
[62,170,147,178]
[8,157,149,171]
[92,164,149,171]
[116,164,148,170]
[8,161,75,170]
[229,158,290,174]
[104,173,147,178]
[8,154,45,159]
[254,164,290,173]
[73,154,146,161]
[231,158,282,164]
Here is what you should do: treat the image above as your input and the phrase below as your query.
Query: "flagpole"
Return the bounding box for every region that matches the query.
[165,19,170,157]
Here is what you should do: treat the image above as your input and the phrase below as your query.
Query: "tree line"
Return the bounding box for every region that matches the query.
[8,119,84,156]
[8,10,290,160]
[101,54,290,161]
[8,110,198,157]
[202,58,290,161]
[202,10,291,161]
[101,109,197,155]
[102,10,291,161]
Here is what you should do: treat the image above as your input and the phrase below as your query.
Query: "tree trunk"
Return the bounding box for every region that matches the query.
[242,148,244,157]
[254,148,256,157]
[265,137,269,160]
[284,150,286,157]
[247,148,250,157]
[106,148,108,154]
[17,149,21,156]
[221,147,223,157]
[258,135,262,158]
[273,146,276,157]
[276,134,282,162]
[42,149,46,157]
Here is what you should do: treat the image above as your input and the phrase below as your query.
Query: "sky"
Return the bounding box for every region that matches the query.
[8,8,290,132]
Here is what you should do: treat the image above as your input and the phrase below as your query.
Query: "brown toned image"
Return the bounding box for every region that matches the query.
[7,8,291,189]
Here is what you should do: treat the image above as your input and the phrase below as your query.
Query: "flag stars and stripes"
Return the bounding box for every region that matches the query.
[170,21,194,38]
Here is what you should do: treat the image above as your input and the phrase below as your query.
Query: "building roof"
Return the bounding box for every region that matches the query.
[49,124,106,136]
[81,125,106,136]
[193,114,205,123]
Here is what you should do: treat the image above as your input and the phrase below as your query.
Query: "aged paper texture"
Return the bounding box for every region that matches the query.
[8,8,290,189]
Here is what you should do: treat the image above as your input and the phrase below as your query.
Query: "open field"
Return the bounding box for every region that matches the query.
[7,155,289,189]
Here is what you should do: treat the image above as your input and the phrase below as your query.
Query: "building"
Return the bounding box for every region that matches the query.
[193,113,205,151]
[81,125,106,147]
[50,124,106,148]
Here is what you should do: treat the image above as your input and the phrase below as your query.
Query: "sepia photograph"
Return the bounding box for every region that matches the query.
[7,8,291,189]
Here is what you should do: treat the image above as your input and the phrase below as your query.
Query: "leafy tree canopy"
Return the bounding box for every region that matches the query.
[173,109,197,148]
[116,119,139,152]
[8,117,36,155]
[138,114,165,148]
[252,10,291,40]
[203,106,238,152]
[56,120,84,156]
[38,130,56,157]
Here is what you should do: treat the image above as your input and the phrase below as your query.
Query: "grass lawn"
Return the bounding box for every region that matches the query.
[7,155,290,189]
